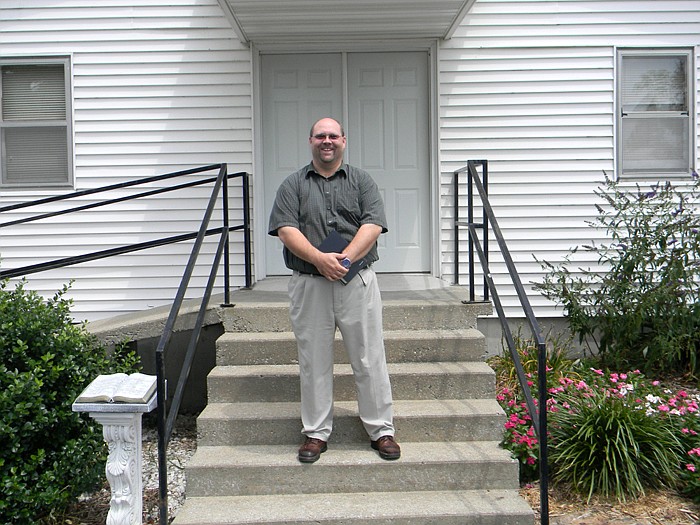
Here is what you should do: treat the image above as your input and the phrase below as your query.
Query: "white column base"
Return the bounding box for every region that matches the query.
[90,412,144,525]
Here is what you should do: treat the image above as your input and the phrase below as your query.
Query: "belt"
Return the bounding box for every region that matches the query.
[295,264,372,277]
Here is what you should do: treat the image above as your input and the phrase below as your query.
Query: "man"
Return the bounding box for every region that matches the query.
[268,117,400,463]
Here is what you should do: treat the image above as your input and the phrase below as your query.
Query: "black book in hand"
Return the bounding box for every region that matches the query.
[318,230,368,284]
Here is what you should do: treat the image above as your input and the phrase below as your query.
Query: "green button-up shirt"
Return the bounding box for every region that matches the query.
[268,163,388,274]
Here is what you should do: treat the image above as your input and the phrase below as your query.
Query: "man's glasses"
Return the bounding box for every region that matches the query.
[312,133,343,141]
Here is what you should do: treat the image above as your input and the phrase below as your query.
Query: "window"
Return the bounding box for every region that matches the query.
[617,49,694,179]
[1,57,73,188]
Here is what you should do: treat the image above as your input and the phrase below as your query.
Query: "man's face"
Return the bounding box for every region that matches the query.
[309,119,346,169]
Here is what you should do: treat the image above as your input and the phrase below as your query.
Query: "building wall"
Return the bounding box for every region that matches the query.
[1,0,252,320]
[439,0,700,318]
[2,1,699,323]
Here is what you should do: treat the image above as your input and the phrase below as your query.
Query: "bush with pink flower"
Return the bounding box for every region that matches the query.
[491,342,700,502]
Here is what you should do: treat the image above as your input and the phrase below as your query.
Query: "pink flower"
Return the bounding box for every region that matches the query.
[686,464,696,472]
[591,368,604,376]
[657,405,670,412]
[526,457,536,465]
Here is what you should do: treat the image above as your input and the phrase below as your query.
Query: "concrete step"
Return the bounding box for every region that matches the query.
[206,362,495,403]
[171,489,533,525]
[185,441,519,497]
[197,399,505,446]
[216,328,486,365]
[220,299,492,333]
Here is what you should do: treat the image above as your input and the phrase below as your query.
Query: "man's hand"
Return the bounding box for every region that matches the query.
[315,252,349,281]
[277,226,349,281]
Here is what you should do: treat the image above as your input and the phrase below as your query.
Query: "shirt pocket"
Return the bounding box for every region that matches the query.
[335,188,361,224]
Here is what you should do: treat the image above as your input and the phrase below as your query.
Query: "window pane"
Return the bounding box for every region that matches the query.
[621,55,687,113]
[3,127,68,184]
[621,116,689,174]
[2,64,66,121]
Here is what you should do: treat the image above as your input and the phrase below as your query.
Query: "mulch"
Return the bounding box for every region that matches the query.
[522,483,700,525]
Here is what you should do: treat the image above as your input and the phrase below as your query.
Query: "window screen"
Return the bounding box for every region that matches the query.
[618,51,693,178]
[1,60,72,187]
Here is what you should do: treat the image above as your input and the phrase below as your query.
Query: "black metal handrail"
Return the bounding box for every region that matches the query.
[0,164,252,525]
[454,160,549,525]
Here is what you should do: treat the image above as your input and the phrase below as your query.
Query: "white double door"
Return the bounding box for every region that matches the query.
[262,52,431,275]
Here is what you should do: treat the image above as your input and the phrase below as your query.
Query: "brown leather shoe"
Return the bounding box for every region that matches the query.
[371,435,401,460]
[298,437,327,463]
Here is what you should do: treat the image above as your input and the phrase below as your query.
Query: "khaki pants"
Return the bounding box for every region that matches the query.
[288,268,394,442]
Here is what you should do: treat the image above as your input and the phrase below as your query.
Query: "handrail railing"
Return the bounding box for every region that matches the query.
[0,164,252,525]
[454,160,549,525]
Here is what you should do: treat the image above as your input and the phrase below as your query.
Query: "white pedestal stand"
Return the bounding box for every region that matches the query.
[73,395,157,525]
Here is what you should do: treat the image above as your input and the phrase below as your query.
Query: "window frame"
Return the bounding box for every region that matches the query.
[0,56,74,189]
[616,48,696,181]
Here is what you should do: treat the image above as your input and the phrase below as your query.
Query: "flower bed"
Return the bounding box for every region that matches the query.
[495,362,700,503]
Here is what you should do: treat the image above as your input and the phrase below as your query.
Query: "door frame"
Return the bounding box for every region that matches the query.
[251,41,441,281]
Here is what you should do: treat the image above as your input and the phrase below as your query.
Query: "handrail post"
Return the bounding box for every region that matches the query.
[243,172,252,288]
[156,349,168,525]
[538,340,549,525]
[481,161,489,301]
[221,164,232,306]
[467,165,475,301]
[453,169,461,286]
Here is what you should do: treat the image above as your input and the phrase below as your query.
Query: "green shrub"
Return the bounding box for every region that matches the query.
[535,172,700,377]
[548,368,697,502]
[0,279,139,523]
[492,338,700,501]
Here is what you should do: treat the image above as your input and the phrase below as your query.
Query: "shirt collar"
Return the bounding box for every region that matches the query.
[305,162,348,179]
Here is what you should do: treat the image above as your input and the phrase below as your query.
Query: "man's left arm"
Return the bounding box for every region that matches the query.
[344,223,382,262]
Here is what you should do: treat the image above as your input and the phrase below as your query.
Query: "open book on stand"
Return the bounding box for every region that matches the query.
[75,372,157,404]
[319,230,368,284]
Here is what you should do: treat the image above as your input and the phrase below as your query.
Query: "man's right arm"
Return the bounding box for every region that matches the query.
[277,226,349,281]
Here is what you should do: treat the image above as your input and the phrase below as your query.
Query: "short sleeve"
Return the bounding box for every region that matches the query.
[268,174,301,236]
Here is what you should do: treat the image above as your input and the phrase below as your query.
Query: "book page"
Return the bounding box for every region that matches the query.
[112,373,157,403]
[76,373,130,403]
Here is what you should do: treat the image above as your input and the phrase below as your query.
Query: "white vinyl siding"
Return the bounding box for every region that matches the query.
[0,0,252,321]
[439,0,700,318]
[2,0,700,324]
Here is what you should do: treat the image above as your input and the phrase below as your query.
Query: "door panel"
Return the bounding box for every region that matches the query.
[262,52,430,275]
[262,54,343,275]
[347,52,430,272]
